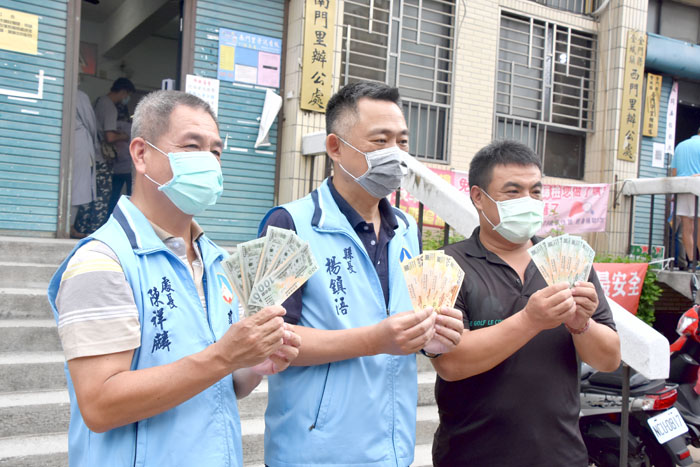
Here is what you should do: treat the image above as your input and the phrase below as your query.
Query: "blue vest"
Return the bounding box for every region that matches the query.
[260,179,421,467]
[48,197,243,467]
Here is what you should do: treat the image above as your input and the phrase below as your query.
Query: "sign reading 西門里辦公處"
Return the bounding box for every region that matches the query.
[300,0,336,113]
[617,30,647,162]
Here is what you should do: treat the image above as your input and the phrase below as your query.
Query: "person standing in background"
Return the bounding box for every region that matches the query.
[671,126,700,269]
[107,102,133,216]
[89,77,134,231]
[70,90,98,239]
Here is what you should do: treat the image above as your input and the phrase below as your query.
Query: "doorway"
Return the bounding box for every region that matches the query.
[63,0,187,237]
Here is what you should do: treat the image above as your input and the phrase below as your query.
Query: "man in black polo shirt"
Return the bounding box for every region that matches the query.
[431,140,620,466]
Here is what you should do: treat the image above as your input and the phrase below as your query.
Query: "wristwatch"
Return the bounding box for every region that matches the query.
[420,349,442,359]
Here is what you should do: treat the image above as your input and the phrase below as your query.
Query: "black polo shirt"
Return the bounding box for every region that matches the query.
[260,177,409,324]
[433,227,616,467]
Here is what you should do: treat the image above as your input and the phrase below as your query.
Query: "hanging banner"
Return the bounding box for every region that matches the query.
[300,0,336,112]
[643,73,662,137]
[391,168,609,234]
[593,263,649,314]
[665,80,679,156]
[0,8,38,55]
[538,184,610,235]
[617,30,647,162]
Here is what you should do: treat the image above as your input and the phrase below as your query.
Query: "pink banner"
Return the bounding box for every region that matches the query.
[538,184,609,235]
[392,168,610,235]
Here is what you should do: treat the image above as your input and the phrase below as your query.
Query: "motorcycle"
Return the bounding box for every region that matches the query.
[668,275,700,449]
[579,363,692,466]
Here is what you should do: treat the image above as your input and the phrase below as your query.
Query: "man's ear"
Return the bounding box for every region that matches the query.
[471,185,484,211]
[130,138,148,174]
[326,133,342,163]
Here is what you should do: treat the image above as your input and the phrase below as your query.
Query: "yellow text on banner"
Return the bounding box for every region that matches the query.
[0,8,38,55]
[300,0,336,113]
[617,30,647,162]
[643,73,662,138]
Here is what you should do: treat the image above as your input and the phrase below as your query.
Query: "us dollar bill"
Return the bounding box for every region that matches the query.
[248,244,319,307]
[239,237,266,307]
[253,226,293,287]
[221,248,248,313]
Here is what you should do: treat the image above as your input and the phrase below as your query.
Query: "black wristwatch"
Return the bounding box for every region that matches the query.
[420,349,442,359]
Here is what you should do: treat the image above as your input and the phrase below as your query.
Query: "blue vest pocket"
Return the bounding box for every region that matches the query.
[309,363,333,431]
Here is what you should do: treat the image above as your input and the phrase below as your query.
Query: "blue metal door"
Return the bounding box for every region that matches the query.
[192,0,284,244]
[0,0,67,234]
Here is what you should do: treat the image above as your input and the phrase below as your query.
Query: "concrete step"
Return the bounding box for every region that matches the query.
[0,262,58,289]
[413,442,433,467]
[0,237,76,266]
[0,288,53,320]
[0,352,66,393]
[0,390,70,438]
[0,321,61,353]
[0,433,68,467]
[0,386,438,465]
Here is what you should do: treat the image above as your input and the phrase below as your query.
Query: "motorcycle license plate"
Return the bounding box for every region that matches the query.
[646,407,688,444]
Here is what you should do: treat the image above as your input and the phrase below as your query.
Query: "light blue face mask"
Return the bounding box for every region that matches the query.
[144,141,224,216]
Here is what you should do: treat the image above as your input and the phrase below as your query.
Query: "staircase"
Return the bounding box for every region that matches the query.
[0,236,438,466]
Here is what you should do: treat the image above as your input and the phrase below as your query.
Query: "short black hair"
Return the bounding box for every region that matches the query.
[325,81,401,136]
[469,140,542,192]
[111,77,135,93]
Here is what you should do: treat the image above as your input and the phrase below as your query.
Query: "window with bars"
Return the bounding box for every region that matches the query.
[495,11,596,179]
[529,0,602,15]
[341,0,456,162]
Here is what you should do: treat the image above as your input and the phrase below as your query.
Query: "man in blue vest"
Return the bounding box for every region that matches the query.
[259,82,465,466]
[48,90,300,466]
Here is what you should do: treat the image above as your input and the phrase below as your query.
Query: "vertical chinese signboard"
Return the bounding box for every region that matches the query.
[617,30,647,162]
[643,73,662,137]
[300,0,336,112]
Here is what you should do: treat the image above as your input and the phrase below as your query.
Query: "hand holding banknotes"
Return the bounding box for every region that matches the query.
[250,323,301,375]
[425,306,465,354]
[374,308,436,355]
[522,282,576,331]
[567,281,599,331]
[216,305,287,371]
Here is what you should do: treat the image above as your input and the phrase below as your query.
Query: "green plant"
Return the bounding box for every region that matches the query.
[422,228,465,251]
[594,254,662,326]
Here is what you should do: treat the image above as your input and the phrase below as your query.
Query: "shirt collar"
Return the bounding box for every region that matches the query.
[149,220,205,243]
[463,226,542,263]
[327,177,399,232]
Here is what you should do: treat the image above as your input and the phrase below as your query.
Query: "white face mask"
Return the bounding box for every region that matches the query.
[335,136,408,199]
[480,188,544,244]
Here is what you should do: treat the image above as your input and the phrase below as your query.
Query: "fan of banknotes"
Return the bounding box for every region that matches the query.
[221,226,319,316]
[527,234,595,286]
[401,251,465,312]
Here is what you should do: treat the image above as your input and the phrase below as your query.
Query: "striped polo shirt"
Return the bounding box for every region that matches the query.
[55,221,207,361]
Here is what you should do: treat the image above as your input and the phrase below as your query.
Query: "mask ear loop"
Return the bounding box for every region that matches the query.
[335,135,372,178]
[477,187,499,229]
[143,140,169,188]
